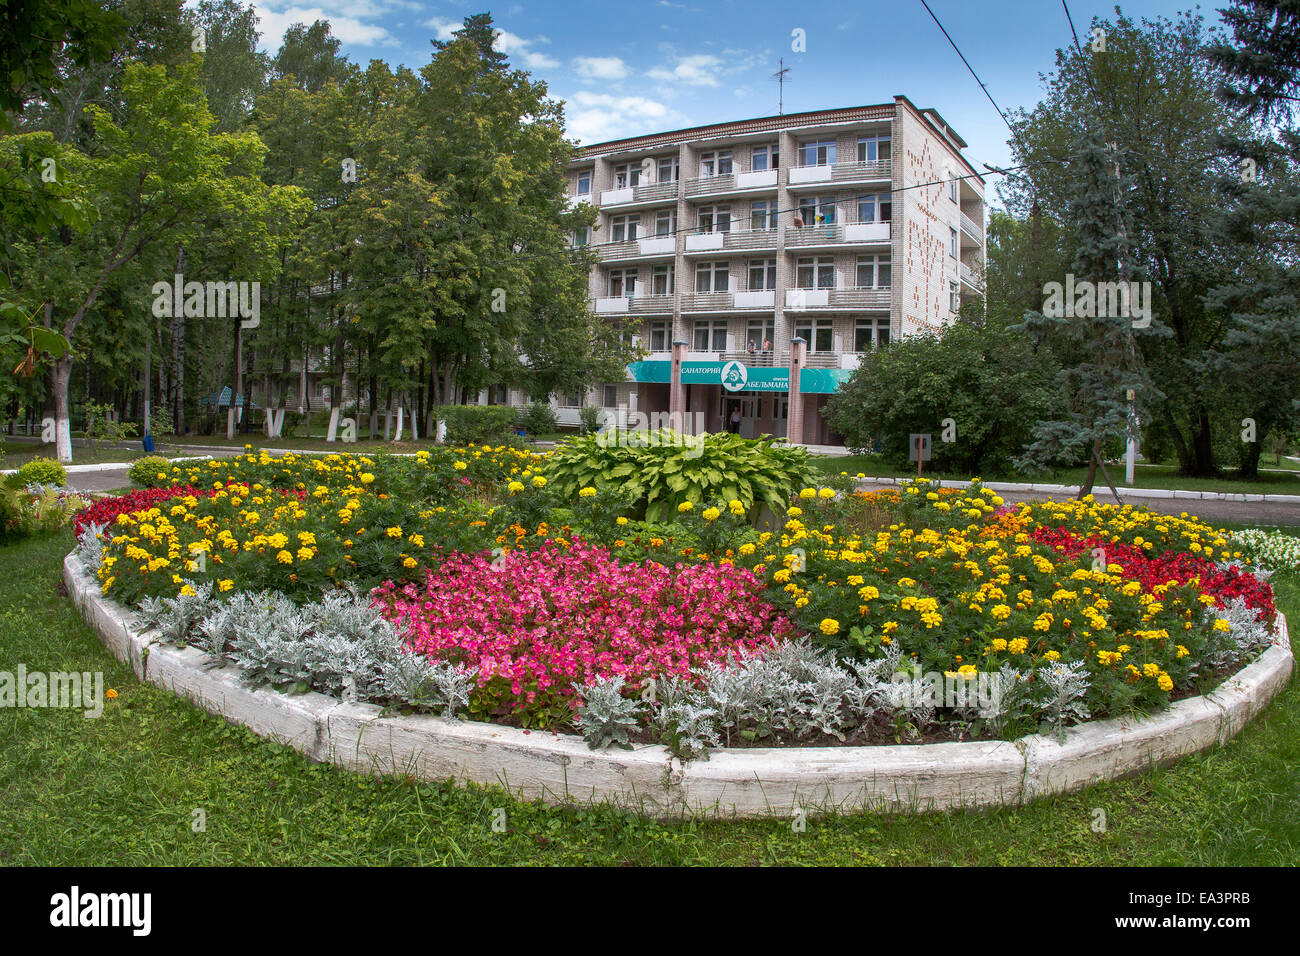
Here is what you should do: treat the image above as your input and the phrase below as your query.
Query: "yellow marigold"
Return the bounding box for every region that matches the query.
[218,579,234,592]
[403,556,418,569]
[702,507,721,522]
[1007,638,1028,654]
[1157,673,1174,692]
[819,618,840,635]
[453,461,468,471]
[1043,650,1061,662]
[799,488,816,499]
[786,505,802,517]
[818,488,835,500]
[276,550,293,564]
[1213,618,1231,632]
[678,501,693,512]
[532,476,547,488]
[616,516,628,525]
[386,526,403,539]
[578,487,597,498]
[360,473,375,484]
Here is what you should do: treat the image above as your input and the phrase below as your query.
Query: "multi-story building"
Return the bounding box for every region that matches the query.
[526,97,986,445]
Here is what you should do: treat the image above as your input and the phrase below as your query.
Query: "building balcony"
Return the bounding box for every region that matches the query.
[959,259,983,290]
[786,159,891,188]
[599,180,680,207]
[593,294,674,314]
[785,220,891,249]
[683,168,779,198]
[785,287,892,310]
[566,194,593,209]
[594,235,677,261]
[960,209,984,243]
[682,227,780,254]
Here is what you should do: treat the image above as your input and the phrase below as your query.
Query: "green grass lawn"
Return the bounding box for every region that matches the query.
[816,454,1300,496]
[0,443,188,470]
[1,530,1296,865]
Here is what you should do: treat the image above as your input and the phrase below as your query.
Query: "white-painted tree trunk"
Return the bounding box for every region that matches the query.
[53,355,73,463]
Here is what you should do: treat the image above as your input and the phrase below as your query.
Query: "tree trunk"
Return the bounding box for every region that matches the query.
[1077,436,1102,499]
[53,353,73,463]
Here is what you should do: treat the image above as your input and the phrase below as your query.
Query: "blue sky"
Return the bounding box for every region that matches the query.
[234,0,1219,179]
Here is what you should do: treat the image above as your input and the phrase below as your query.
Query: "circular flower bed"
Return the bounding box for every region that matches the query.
[73,446,1283,757]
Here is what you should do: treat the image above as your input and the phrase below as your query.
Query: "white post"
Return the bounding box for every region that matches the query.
[1125,388,1136,485]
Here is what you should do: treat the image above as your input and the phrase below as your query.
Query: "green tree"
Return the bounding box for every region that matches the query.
[1014,124,1160,497]
[824,317,1064,475]
[1204,0,1300,478]
[2,60,306,460]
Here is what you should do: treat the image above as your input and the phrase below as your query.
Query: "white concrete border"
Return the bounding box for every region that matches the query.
[63,552,1294,818]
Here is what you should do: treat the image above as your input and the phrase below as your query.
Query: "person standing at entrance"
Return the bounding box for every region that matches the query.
[729,405,742,434]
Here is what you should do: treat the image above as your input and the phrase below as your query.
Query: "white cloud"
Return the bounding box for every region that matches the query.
[646,53,723,87]
[249,3,395,49]
[564,91,679,144]
[572,56,630,81]
[493,29,559,70]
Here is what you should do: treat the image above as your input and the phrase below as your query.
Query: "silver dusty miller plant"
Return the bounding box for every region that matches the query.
[74,521,107,573]
[1034,660,1091,736]
[574,675,643,750]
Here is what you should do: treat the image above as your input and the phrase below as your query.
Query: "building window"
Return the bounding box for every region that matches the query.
[751,200,776,231]
[797,195,836,226]
[576,170,592,195]
[603,385,618,408]
[855,255,891,288]
[798,139,836,166]
[856,193,892,223]
[699,150,733,177]
[610,214,639,242]
[854,318,891,352]
[693,319,729,351]
[613,162,641,189]
[950,227,958,258]
[654,208,676,236]
[746,320,775,351]
[694,261,730,293]
[651,264,675,295]
[649,320,669,351]
[572,227,590,247]
[857,135,891,163]
[795,318,835,352]
[657,155,679,182]
[751,144,779,170]
[608,268,636,297]
[697,204,731,233]
[950,280,961,313]
[748,258,777,290]
[949,174,959,202]
[562,392,582,408]
[795,256,835,289]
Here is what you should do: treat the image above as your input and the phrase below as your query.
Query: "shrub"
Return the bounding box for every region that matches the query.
[0,492,27,545]
[578,404,604,435]
[82,400,138,451]
[435,404,518,445]
[15,456,66,488]
[516,401,557,436]
[128,455,174,487]
[545,429,819,522]
[824,319,1065,475]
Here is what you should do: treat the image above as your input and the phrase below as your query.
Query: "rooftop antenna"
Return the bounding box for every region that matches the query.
[772,57,791,114]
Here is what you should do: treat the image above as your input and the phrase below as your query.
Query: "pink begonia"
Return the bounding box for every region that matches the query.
[373,540,791,710]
